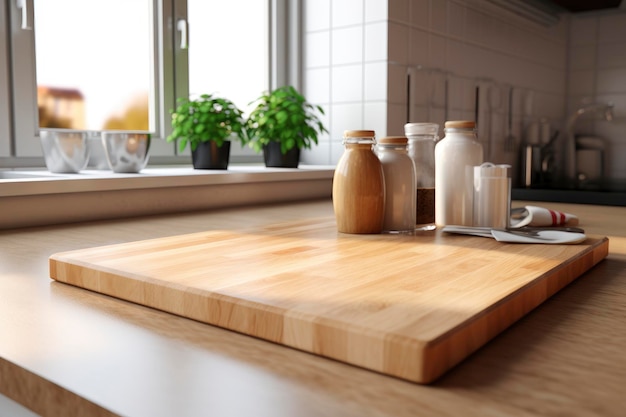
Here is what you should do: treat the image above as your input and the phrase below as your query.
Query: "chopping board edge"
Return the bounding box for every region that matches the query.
[418,236,609,383]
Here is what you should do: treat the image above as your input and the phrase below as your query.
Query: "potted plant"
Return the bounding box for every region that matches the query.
[166,94,246,169]
[245,85,327,168]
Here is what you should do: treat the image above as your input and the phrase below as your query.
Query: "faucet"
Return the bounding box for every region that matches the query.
[564,102,614,187]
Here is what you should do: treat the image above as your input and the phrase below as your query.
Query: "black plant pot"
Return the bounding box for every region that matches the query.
[263,142,300,168]
[192,141,231,170]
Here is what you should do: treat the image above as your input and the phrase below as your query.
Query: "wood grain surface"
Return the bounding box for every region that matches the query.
[49,217,608,384]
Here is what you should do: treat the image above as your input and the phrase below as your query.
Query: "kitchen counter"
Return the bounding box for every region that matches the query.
[1,200,625,417]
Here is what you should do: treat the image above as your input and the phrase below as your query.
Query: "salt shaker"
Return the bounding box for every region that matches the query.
[435,121,484,226]
[405,122,438,231]
[332,130,385,234]
[377,136,416,233]
[473,163,511,228]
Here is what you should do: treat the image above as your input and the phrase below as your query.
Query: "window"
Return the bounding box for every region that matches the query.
[1,0,275,164]
[187,0,269,115]
[34,0,153,132]
[183,0,270,158]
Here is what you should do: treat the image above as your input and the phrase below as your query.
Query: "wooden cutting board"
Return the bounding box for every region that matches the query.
[49,217,608,384]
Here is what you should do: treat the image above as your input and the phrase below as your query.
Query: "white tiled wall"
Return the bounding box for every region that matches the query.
[301,0,625,185]
[302,0,388,164]
[302,0,568,167]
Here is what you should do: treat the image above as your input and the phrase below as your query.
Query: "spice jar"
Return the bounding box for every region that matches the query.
[405,122,438,231]
[473,163,511,228]
[376,136,416,233]
[332,130,385,234]
[435,121,484,226]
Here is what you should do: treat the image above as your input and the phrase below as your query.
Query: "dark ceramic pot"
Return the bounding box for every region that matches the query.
[263,142,300,168]
[192,141,231,170]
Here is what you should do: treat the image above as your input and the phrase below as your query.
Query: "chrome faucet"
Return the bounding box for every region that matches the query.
[564,102,614,187]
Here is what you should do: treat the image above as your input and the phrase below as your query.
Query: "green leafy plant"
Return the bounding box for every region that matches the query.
[245,85,327,154]
[166,94,246,152]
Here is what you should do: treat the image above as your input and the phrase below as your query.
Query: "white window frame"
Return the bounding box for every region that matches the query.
[1,0,294,168]
[9,0,41,157]
[0,1,12,158]
[8,0,175,159]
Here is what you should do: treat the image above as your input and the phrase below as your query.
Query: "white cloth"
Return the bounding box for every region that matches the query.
[510,205,579,228]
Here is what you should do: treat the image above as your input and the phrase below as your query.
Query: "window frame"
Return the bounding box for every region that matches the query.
[8,0,39,158]
[0,1,11,157]
[1,0,290,167]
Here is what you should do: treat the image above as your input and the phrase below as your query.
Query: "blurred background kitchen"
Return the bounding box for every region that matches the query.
[7,0,626,205]
[300,0,626,205]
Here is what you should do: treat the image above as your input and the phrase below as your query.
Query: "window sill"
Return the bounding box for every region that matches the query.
[0,165,335,229]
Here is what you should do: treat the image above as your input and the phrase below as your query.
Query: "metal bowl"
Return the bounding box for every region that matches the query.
[40,129,90,173]
[101,131,151,173]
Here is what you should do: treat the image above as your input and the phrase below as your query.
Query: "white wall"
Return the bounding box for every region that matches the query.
[301,0,626,186]
[301,0,569,168]
[300,0,390,165]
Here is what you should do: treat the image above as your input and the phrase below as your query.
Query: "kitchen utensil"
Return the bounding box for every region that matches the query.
[443,225,584,235]
[40,129,90,173]
[519,144,543,187]
[101,131,151,173]
[504,86,516,152]
[516,225,585,234]
[491,229,586,244]
[49,218,607,384]
[442,225,587,244]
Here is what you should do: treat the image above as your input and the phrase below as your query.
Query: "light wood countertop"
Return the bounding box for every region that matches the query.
[1,199,625,417]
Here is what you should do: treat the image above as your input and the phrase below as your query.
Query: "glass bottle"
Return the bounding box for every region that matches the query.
[405,122,438,231]
[435,121,484,227]
[376,136,416,233]
[332,130,385,234]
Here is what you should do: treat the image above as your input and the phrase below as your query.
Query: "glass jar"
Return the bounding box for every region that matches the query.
[332,130,385,234]
[473,163,511,228]
[434,121,484,226]
[405,122,439,231]
[376,136,416,234]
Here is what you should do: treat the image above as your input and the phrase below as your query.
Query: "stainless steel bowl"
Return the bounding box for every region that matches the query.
[101,131,151,173]
[40,129,90,173]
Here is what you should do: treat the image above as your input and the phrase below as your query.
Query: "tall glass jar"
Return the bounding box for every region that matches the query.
[332,130,385,234]
[435,121,484,227]
[377,136,416,233]
[405,122,438,231]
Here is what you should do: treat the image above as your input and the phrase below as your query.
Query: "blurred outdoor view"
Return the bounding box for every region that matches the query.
[35,0,267,132]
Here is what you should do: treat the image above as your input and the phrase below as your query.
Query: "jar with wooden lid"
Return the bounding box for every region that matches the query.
[376,136,416,233]
[332,130,385,234]
[434,121,483,226]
